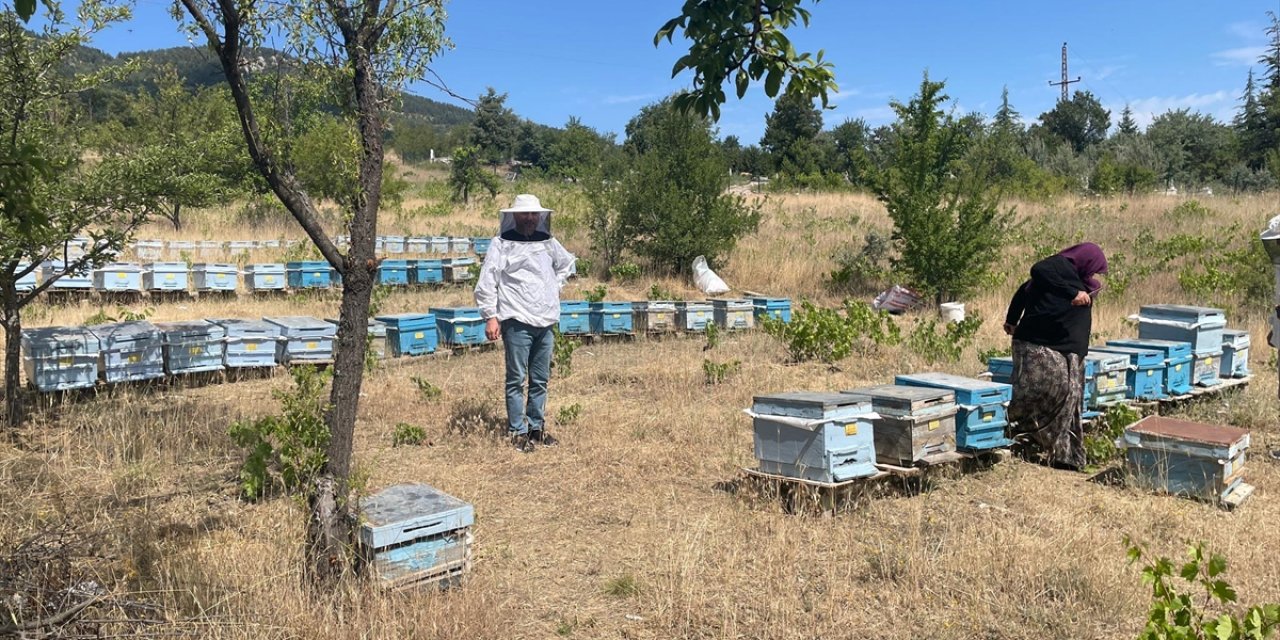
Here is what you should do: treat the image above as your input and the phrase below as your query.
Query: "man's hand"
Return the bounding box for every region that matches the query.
[485,317,501,342]
[1071,291,1092,306]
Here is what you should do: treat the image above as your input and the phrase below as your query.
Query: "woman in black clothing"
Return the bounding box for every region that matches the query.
[1003,242,1108,470]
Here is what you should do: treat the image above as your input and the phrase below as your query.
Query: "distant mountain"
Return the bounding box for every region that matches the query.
[67,44,474,127]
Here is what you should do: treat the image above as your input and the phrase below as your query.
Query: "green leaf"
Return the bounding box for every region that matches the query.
[1207,554,1227,578]
[1180,561,1200,582]
[1209,579,1238,603]
[15,0,36,21]
[764,67,783,97]
[735,69,749,98]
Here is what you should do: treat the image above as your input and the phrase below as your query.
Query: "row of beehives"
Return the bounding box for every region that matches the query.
[10,258,478,297]
[19,298,795,393]
[987,304,1250,416]
[48,235,493,261]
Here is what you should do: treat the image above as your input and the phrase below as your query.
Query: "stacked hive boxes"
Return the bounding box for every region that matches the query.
[245,263,286,293]
[589,301,633,334]
[1107,338,1194,397]
[209,318,280,368]
[844,385,957,465]
[375,313,437,357]
[155,320,226,375]
[93,263,143,293]
[676,301,712,332]
[359,484,474,590]
[1220,329,1251,378]
[1137,304,1225,387]
[286,261,332,290]
[431,307,486,346]
[710,298,754,331]
[750,392,878,482]
[894,372,1013,451]
[752,297,792,323]
[1086,350,1130,408]
[21,326,99,391]
[558,301,591,335]
[90,321,165,383]
[144,262,189,293]
[1091,345,1166,400]
[193,263,238,293]
[410,259,443,285]
[633,301,677,333]
[263,316,336,364]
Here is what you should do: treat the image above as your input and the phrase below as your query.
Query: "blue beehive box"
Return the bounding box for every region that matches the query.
[286,261,332,289]
[472,237,491,256]
[409,259,443,285]
[1119,416,1250,505]
[326,317,389,360]
[431,307,486,346]
[1137,304,1226,356]
[1107,338,1194,396]
[1091,346,1166,400]
[559,300,591,335]
[443,257,475,283]
[375,313,437,357]
[710,298,755,331]
[383,235,406,254]
[88,321,165,383]
[21,326,100,392]
[377,260,410,286]
[751,392,878,483]
[244,263,286,292]
[1087,350,1130,407]
[144,262,189,292]
[752,297,792,323]
[590,301,633,334]
[15,263,36,292]
[156,320,226,375]
[986,356,1014,384]
[193,263,239,293]
[1220,329,1250,378]
[893,372,1014,451]
[92,263,144,293]
[208,318,281,367]
[263,316,336,364]
[359,483,474,589]
[633,301,678,333]
[676,301,713,332]
[41,260,92,290]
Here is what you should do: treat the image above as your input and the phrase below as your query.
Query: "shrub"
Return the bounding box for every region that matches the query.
[552,329,580,377]
[556,403,582,426]
[702,358,741,385]
[762,300,899,364]
[907,315,983,363]
[827,228,892,294]
[392,423,428,447]
[582,284,607,303]
[1084,404,1141,467]
[228,366,331,500]
[410,376,443,402]
[608,261,641,282]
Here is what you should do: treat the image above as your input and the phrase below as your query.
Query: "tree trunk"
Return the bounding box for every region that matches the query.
[3,288,24,436]
[170,202,183,232]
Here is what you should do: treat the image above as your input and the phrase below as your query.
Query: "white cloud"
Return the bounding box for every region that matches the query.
[1109,90,1237,130]
[1211,46,1266,66]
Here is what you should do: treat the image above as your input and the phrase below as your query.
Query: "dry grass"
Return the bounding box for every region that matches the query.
[3,180,1280,639]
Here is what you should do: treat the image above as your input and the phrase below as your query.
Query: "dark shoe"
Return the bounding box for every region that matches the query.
[529,430,559,447]
[511,433,535,453]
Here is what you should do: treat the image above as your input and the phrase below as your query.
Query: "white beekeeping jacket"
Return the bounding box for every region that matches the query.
[473,210,576,328]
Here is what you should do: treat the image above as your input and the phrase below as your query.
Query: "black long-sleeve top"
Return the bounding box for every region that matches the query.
[1005,255,1093,357]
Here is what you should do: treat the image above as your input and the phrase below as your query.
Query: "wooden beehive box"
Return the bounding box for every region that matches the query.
[359,484,474,590]
[1137,304,1225,356]
[843,385,957,465]
[750,392,878,483]
[1119,416,1251,507]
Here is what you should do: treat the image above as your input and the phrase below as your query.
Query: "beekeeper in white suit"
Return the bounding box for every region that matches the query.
[475,194,576,453]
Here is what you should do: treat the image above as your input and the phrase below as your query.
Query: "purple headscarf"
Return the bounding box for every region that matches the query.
[1058,243,1108,293]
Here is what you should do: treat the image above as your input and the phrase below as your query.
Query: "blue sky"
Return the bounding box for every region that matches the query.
[87,0,1280,143]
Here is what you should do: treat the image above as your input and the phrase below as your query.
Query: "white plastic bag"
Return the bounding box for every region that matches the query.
[692,255,729,295]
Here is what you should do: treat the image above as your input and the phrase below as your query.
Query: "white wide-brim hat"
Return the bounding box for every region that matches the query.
[500,194,553,214]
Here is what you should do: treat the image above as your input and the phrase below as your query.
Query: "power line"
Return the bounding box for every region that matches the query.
[1048,42,1082,102]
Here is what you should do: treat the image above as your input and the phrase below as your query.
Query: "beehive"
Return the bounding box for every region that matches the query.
[1192,351,1223,387]
[285,261,332,289]
[750,392,878,483]
[1119,416,1250,505]
[430,236,450,254]
[192,263,239,293]
[442,257,475,283]
[1106,338,1194,396]
[383,235,406,254]
[410,259,443,285]
[986,356,1013,384]
[244,263,286,292]
[1220,329,1250,378]
[263,316,336,364]
[375,313,437,357]
[751,297,792,323]
[1086,350,1129,408]
[92,263,144,293]
[450,237,471,254]
[21,326,100,392]
[326,317,389,360]
[633,301,677,333]
[166,240,196,255]
[359,484,474,590]
[197,240,223,257]
[155,320,226,375]
[431,307,486,346]
[89,321,165,383]
[1090,345,1166,400]
[893,372,1013,451]
[377,260,411,286]
[472,237,492,256]
[843,385,957,465]
[144,262,189,292]
[228,240,255,254]
[589,301,633,334]
[134,240,163,260]
[14,263,36,292]
[208,318,281,368]
[558,301,591,335]
[41,260,92,291]
[1137,304,1225,356]
[406,237,430,254]
[709,298,755,331]
[676,301,713,332]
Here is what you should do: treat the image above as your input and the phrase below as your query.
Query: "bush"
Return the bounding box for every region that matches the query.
[552,329,580,377]
[228,366,331,500]
[702,358,741,385]
[410,376,443,402]
[582,284,607,303]
[1178,238,1272,310]
[827,228,892,294]
[907,315,983,363]
[608,261,641,282]
[1084,404,1141,467]
[392,423,428,447]
[556,403,582,426]
[762,300,900,364]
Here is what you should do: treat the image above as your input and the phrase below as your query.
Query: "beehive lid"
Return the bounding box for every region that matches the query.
[751,391,872,419]
[88,321,160,347]
[263,316,335,332]
[1107,338,1193,358]
[842,384,955,417]
[359,484,475,549]
[155,320,222,339]
[194,263,237,271]
[208,318,281,337]
[894,372,995,392]
[1127,416,1247,446]
[246,263,285,271]
[22,326,98,350]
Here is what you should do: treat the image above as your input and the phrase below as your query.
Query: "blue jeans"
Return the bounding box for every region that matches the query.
[502,319,554,435]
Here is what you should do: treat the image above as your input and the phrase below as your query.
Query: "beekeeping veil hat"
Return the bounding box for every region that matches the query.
[499,194,553,236]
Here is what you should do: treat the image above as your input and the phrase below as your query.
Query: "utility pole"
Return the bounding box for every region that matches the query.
[1048,41,1081,102]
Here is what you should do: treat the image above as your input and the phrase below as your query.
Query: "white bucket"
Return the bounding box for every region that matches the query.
[940,302,966,323]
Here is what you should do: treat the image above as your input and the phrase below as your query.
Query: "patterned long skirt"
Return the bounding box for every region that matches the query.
[1008,340,1086,469]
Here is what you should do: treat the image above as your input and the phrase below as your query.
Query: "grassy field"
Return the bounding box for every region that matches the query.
[2,175,1279,639]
